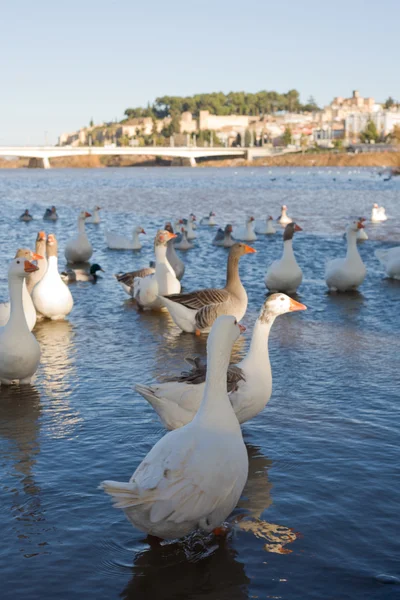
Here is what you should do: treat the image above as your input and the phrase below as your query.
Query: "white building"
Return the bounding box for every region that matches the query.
[346,110,400,139]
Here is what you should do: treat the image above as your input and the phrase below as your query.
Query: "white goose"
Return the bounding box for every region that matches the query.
[106,226,146,250]
[0,258,41,385]
[375,246,400,280]
[64,210,93,264]
[133,230,181,310]
[236,216,257,242]
[200,211,216,226]
[33,234,74,319]
[357,217,368,241]
[174,228,194,251]
[212,224,236,248]
[0,247,44,331]
[371,203,387,223]
[256,216,276,235]
[184,215,197,240]
[277,205,292,225]
[136,294,307,430]
[265,223,303,293]
[87,206,102,224]
[325,221,366,291]
[101,315,249,540]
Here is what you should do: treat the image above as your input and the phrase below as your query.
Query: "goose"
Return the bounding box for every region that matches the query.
[33,234,74,319]
[256,216,276,235]
[165,222,185,280]
[101,315,249,540]
[277,205,292,225]
[106,226,145,250]
[159,242,256,334]
[174,228,194,251]
[371,203,387,223]
[61,263,104,284]
[136,294,307,430]
[184,215,197,240]
[212,224,236,247]
[325,221,366,292]
[265,223,303,293]
[0,258,41,385]
[64,210,93,263]
[132,230,180,310]
[236,216,257,242]
[200,211,217,226]
[43,206,58,221]
[0,247,44,331]
[115,266,156,296]
[375,246,400,280]
[86,206,102,224]
[357,217,368,241]
[19,209,33,222]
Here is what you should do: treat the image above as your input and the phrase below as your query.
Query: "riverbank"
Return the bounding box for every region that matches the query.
[1,151,399,169]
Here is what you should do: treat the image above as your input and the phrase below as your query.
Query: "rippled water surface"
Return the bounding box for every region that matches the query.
[0,167,399,599]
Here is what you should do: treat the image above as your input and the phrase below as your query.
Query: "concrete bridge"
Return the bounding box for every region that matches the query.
[0,145,282,168]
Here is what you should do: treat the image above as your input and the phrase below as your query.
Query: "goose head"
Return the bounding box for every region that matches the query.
[347,220,364,234]
[46,233,58,256]
[260,293,307,321]
[247,216,255,224]
[15,247,44,262]
[189,213,196,222]
[268,216,274,221]
[229,242,256,259]
[209,211,216,217]
[51,206,57,214]
[373,203,379,209]
[164,222,174,234]
[155,229,177,247]
[135,226,146,235]
[283,222,302,241]
[9,257,39,278]
[79,210,91,221]
[225,224,233,235]
[23,209,31,217]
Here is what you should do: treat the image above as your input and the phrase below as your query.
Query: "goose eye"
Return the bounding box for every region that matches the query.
[280,296,284,301]
[234,319,237,325]
[16,260,20,264]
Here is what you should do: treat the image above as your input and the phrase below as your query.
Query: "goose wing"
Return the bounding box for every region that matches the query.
[163,288,229,311]
[115,267,155,288]
[171,357,245,392]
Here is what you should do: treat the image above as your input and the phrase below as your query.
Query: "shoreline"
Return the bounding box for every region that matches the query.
[1,151,399,170]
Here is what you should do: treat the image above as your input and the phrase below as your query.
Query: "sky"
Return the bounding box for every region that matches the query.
[1,0,399,145]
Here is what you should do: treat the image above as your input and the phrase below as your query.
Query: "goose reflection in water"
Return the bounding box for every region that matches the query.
[0,386,47,556]
[120,445,296,600]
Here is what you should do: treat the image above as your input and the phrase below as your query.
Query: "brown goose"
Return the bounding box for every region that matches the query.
[159,242,256,334]
[115,266,155,297]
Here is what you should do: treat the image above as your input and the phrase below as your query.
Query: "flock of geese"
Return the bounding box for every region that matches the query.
[2,196,397,542]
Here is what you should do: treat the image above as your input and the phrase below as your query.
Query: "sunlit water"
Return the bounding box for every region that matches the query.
[0,167,399,599]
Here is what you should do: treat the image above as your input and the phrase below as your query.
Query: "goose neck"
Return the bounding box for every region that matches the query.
[196,339,234,424]
[346,230,359,259]
[244,317,273,365]
[8,276,29,332]
[47,255,59,274]
[283,239,295,261]
[225,254,242,293]
[78,218,86,234]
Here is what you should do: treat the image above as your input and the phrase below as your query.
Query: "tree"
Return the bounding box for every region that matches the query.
[282,126,292,146]
[360,120,379,143]
[302,96,319,112]
[89,118,94,127]
[244,129,252,147]
[384,96,395,110]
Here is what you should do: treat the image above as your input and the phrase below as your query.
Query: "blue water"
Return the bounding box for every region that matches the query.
[0,166,399,599]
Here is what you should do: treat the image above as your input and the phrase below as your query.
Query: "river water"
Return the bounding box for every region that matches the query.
[0,167,399,600]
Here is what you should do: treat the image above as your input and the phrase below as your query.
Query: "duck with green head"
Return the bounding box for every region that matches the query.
[61,263,104,284]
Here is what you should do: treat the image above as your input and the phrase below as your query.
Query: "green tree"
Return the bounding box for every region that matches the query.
[360,120,379,143]
[89,117,94,127]
[282,126,292,146]
[384,96,395,109]
[244,129,252,147]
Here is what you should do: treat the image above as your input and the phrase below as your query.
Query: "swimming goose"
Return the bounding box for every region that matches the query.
[64,210,93,263]
[256,216,276,235]
[200,211,217,226]
[265,223,303,293]
[101,315,249,540]
[375,246,400,280]
[184,215,197,240]
[0,248,44,331]
[325,221,366,292]
[277,205,292,225]
[33,234,74,319]
[236,216,257,241]
[87,206,102,224]
[136,294,307,430]
[357,217,368,241]
[159,242,256,334]
[106,226,146,250]
[43,206,58,221]
[61,263,104,284]
[212,224,236,247]
[174,228,194,251]
[19,209,33,222]
[165,222,185,280]
[371,203,387,223]
[0,258,41,385]
[132,230,180,310]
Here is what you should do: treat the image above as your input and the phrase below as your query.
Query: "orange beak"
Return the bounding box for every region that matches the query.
[38,231,46,240]
[357,221,364,229]
[32,252,44,260]
[238,323,246,333]
[141,229,146,234]
[166,231,177,240]
[294,224,303,232]
[289,298,307,312]
[85,212,91,218]
[24,260,39,273]
[244,245,256,254]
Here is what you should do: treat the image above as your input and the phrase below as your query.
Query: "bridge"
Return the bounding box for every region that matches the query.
[0,145,282,168]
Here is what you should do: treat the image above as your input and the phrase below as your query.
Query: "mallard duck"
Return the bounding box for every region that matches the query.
[61,263,104,283]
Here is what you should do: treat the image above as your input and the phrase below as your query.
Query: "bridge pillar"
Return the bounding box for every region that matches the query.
[28,156,51,169]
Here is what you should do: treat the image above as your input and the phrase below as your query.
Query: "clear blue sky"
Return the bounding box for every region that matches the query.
[1,0,399,145]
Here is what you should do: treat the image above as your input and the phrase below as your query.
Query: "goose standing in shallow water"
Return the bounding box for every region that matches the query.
[256,216,276,235]
[265,223,303,293]
[136,294,307,430]
[159,242,256,334]
[325,221,366,292]
[212,224,235,247]
[236,216,257,241]
[19,209,33,222]
[371,203,387,223]
[277,205,292,225]
[0,258,41,385]
[106,226,145,250]
[64,210,92,264]
[132,230,180,310]
[33,234,74,319]
[87,206,102,224]
[101,315,249,540]
[375,246,400,280]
